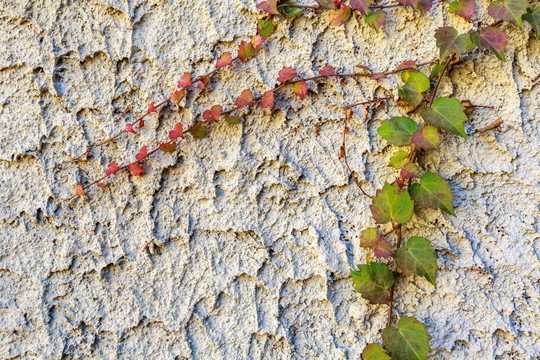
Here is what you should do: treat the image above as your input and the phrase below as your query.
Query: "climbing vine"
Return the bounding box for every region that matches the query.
[60,0,539,358]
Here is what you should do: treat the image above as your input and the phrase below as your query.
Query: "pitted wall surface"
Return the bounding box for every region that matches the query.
[0,0,539,359]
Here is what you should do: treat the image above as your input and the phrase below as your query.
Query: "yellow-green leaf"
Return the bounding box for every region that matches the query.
[409,172,455,215]
[351,262,395,304]
[362,343,391,360]
[370,181,414,224]
[383,317,432,360]
[421,97,468,139]
[395,237,438,287]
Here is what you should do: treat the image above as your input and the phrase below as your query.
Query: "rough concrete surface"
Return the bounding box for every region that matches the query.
[0,0,539,359]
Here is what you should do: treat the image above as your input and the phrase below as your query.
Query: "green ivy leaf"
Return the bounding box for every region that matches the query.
[377,117,418,146]
[412,126,440,150]
[383,317,432,360]
[398,70,430,106]
[429,63,445,80]
[258,19,274,38]
[389,150,410,169]
[187,122,207,139]
[469,27,509,61]
[351,262,395,304]
[362,343,391,360]
[421,97,468,139]
[365,11,386,32]
[282,6,304,17]
[524,7,540,39]
[409,172,455,215]
[224,114,241,124]
[487,0,528,28]
[395,237,438,287]
[370,181,414,224]
[434,26,474,61]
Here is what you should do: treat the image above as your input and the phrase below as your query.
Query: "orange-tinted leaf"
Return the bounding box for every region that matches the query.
[170,89,184,105]
[260,90,274,109]
[203,105,223,122]
[128,163,145,176]
[251,35,265,49]
[294,80,308,99]
[329,5,352,26]
[236,89,254,107]
[238,41,255,62]
[277,67,297,82]
[106,161,120,175]
[76,184,85,196]
[216,52,232,68]
[136,146,148,161]
[178,72,192,88]
[198,76,210,90]
[169,122,185,140]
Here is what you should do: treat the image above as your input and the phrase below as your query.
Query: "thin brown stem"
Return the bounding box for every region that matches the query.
[427,56,452,107]
[387,224,402,328]
[68,59,438,199]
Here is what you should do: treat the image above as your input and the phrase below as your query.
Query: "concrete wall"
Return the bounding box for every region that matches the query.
[0,0,539,359]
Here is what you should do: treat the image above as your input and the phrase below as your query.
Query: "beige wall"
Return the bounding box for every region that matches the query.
[0,0,539,358]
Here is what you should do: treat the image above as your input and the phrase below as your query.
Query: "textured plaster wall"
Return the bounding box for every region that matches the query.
[0,0,539,359]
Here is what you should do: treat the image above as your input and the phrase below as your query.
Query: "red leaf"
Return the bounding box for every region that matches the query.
[106,161,120,175]
[350,0,372,15]
[371,72,387,80]
[97,182,109,188]
[139,120,144,128]
[294,80,308,99]
[136,146,148,161]
[203,105,223,121]
[238,41,255,62]
[319,65,336,76]
[260,90,274,109]
[236,89,254,107]
[170,89,184,105]
[396,0,419,7]
[251,35,265,49]
[169,122,185,140]
[148,101,157,113]
[256,0,278,14]
[125,123,136,134]
[277,67,297,82]
[76,184,85,196]
[216,52,232,68]
[198,76,210,90]
[178,72,192,88]
[160,142,177,153]
[395,60,417,71]
[356,64,371,73]
[128,163,145,176]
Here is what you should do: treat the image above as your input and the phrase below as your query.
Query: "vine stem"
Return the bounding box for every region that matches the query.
[67,59,437,200]
[427,55,453,107]
[61,53,246,167]
[387,223,402,328]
